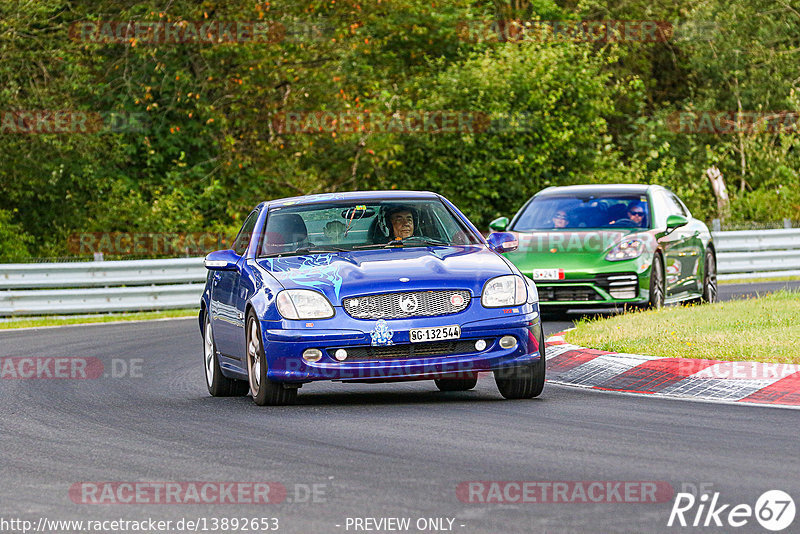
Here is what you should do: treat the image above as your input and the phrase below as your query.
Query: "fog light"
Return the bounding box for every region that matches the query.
[499,335,517,349]
[334,348,348,361]
[474,339,487,351]
[302,348,322,362]
[610,289,637,299]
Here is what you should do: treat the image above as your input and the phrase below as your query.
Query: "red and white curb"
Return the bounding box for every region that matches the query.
[545,332,800,409]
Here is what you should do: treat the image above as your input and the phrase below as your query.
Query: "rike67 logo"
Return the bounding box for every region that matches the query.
[668,489,795,531]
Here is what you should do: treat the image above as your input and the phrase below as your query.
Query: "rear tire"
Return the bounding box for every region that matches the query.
[204,313,249,397]
[434,376,478,392]
[246,312,297,406]
[701,248,718,303]
[494,324,546,399]
[648,253,665,309]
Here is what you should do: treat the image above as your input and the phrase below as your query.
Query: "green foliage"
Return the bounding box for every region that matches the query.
[389,42,632,225]
[1,0,799,257]
[0,210,32,261]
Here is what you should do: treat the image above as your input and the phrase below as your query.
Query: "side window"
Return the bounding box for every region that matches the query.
[232,210,259,256]
[672,194,691,218]
[652,192,671,227]
[662,192,685,216]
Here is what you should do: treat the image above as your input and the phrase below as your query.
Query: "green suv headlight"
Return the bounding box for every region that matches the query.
[605,239,645,261]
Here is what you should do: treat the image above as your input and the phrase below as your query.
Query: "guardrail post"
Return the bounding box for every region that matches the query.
[712,218,721,232]
[784,218,792,229]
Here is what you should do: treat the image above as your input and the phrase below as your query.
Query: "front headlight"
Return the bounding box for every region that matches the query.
[276,289,335,319]
[605,239,645,261]
[481,275,527,308]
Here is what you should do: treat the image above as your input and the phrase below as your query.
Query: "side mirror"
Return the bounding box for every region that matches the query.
[489,217,509,232]
[204,249,240,271]
[666,214,689,232]
[486,232,518,253]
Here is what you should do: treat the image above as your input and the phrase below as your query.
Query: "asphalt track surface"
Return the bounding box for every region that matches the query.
[1,281,798,534]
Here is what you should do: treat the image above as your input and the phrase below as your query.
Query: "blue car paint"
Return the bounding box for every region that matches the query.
[201,191,542,384]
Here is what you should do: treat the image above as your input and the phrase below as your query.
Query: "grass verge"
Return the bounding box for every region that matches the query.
[719,275,800,285]
[0,309,197,330]
[564,290,800,364]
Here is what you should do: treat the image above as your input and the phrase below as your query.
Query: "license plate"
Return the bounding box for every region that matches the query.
[409,325,461,343]
[533,268,564,281]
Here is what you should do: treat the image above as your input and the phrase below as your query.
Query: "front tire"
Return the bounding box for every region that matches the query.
[494,324,546,399]
[701,248,718,303]
[246,312,297,406]
[204,313,248,397]
[648,253,665,309]
[434,376,478,392]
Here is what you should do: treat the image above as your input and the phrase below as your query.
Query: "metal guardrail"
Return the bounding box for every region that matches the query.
[712,228,800,280]
[0,284,204,315]
[0,258,206,289]
[0,228,797,315]
[0,258,206,316]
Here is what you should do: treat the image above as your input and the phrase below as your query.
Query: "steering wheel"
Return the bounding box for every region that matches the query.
[611,218,637,227]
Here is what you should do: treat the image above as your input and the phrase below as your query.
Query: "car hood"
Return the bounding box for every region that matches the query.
[255,245,514,304]
[504,228,656,270]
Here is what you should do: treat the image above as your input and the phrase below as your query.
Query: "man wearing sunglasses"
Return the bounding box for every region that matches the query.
[609,201,647,227]
[624,202,647,227]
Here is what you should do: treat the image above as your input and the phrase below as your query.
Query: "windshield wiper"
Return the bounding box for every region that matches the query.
[390,236,450,247]
[351,237,451,250]
[259,246,348,258]
[354,238,449,248]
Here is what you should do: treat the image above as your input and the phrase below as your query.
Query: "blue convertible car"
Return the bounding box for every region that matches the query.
[200,191,545,405]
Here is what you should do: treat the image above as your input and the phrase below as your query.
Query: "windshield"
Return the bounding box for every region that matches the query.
[512,194,651,231]
[258,199,480,257]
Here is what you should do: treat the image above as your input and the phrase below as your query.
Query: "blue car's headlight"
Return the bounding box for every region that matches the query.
[605,239,645,261]
[276,289,335,320]
[481,275,527,307]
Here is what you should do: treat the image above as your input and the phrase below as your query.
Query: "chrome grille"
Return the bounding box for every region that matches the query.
[342,290,471,319]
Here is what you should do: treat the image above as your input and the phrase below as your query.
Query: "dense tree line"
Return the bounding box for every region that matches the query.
[1,0,798,259]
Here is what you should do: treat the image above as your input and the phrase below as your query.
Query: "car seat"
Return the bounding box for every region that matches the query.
[261,213,310,255]
[607,204,628,225]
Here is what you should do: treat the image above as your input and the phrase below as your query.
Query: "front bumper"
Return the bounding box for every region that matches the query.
[535,269,650,307]
[258,301,542,383]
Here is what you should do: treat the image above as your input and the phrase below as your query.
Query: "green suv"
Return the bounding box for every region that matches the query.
[490,184,717,309]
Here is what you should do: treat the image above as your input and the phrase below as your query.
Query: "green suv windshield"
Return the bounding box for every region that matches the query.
[513,195,651,231]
